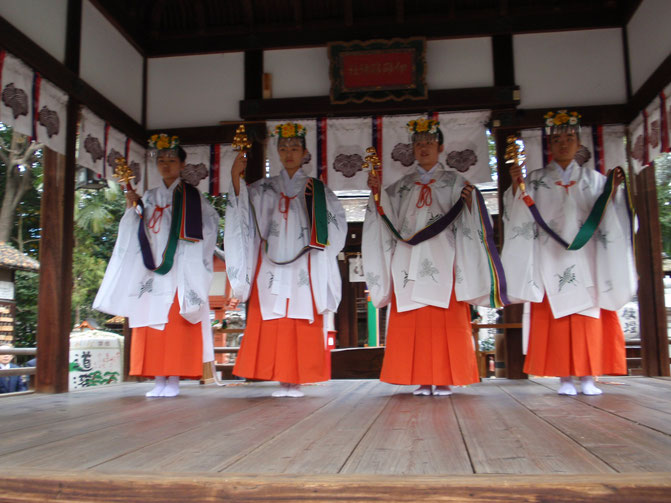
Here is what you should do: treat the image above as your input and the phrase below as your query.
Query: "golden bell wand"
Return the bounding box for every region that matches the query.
[232,124,252,178]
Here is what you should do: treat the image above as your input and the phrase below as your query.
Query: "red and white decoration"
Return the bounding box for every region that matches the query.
[326,117,371,192]
[629,83,671,174]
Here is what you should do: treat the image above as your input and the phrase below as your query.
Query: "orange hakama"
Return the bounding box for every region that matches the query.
[380,288,480,386]
[523,296,626,377]
[233,265,329,384]
[130,294,203,379]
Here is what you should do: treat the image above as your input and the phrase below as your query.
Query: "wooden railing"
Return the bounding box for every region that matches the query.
[0,347,36,396]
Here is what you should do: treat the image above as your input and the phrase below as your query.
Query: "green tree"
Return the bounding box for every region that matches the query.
[655,153,671,257]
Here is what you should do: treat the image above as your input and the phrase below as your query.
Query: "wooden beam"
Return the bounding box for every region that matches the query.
[492,34,514,87]
[621,26,633,100]
[241,86,519,120]
[64,0,82,73]
[0,14,145,144]
[243,50,265,184]
[627,51,671,122]
[492,105,629,131]
[2,471,671,503]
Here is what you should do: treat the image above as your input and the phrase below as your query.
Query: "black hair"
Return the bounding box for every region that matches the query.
[412,129,444,145]
[177,146,186,162]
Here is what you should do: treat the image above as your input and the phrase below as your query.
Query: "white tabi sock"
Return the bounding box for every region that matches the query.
[160,376,180,397]
[580,376,603,395]
[145,376,166,397]
[413,385,432,396]
[557,377,577,396]
[272,383,291,397]
[433,385,452,396]
[286,384,304,398]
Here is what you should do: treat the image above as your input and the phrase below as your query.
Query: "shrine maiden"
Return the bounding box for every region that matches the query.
[94,134,220,397]
[224,122,346,397]
[501,110,635,395]
[363,118,507,396]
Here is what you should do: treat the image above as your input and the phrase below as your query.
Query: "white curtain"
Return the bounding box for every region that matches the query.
[126,140,146,195]
[437,111,492,183]
[35,78,68,155]
[77,107,106,179]
[380,113,417,188]
[0,52,34,136]
[326,117,371,191]
[217,144,236,195]
[181,144,211,193]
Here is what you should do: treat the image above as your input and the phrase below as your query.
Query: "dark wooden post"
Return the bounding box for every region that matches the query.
[630,160,670,376]
[35,0,81,392]
[36,146,76,392]
[243,50,265,184]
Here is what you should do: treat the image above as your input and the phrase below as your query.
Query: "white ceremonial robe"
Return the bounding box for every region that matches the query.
[501,160,636,318]
[224,168,347,322]
[93,179,219,362]
[362,163,497,311]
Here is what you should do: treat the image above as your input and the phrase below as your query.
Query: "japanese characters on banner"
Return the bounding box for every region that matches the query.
[34,78,68,155]
[437,111,492,184]
[521,125,627,175]
[326,117,371,192]
[77,107,106,179]
[0,52,34,137]
[628,82,671,174]
[266,119,318,178]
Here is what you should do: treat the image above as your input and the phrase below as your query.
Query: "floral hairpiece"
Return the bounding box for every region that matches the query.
[271,122,307,139]
[148,133,180,150]
[544,110,581,134]
[407,118,440,135]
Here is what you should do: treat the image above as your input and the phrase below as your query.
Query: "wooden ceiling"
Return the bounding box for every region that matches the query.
[91,0,642,57]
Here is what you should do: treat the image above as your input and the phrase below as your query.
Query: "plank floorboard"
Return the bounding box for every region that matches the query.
[502,379,671,472]
[452,382,613,474]
[339,385,474,475]
[95,381,358,473]
[222,380,393,474]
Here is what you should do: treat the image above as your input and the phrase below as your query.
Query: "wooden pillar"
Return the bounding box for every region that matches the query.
[631,161,670,376]
[35,0,81,392]
[495,130,527,379]
[335,258,354,348]
[36,146,76,392]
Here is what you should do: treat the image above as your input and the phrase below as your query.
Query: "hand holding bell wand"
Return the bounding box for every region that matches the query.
[363,146,382,203]
[231,124,251,196]
[114,157,140,209]
[505,135,526,196]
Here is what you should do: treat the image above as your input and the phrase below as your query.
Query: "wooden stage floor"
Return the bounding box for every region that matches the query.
[2,377,671,502]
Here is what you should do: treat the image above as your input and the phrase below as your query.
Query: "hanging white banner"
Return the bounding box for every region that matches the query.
[646,97,662,163]
[218,144,236,195]
[380,113,417,188]
[35,78,67,155]
[437,111,492,184]
[266,119,318,178]
[326,117,371,192]
[126,140,146,195]
[628,114,647,174]
[77,107,106,179]
[0,53,34,137]
[105,127,126,181]
[182,144,211,193]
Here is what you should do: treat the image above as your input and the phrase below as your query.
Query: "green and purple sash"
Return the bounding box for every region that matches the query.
[251,177,329,266]
[373,187,510,308]
[138,182,203,275]
[521,169,634,251]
